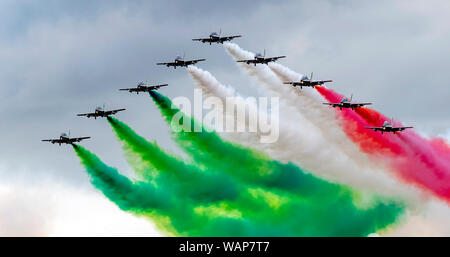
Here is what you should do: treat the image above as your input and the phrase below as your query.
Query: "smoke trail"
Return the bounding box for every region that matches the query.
[72,143,280,236]
[72,144,266,236]
[355,107,450,166]
[149,90,407,235]
[219,44,421,203]
[72,144,181,234]
[264,63,450,222]
[267,63,382,169]
[106,116,241,204]
[106,115,369,229]
[186,65,271,153]
[150,89,354,197]
[316,86,450,202]
[74,144,404,236]
[149,90,409,210]
[267,62,439,184]
[106,115,353,229]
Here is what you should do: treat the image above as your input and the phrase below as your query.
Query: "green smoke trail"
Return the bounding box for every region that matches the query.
[73,144,404,236]
[72,144,170,211]
[144,91,405,235]
[106,116,305,217]
[71,144,259,236]
[106,115,347,212]
[71,144,316,236]
[72,144,183,234]
[148,91,353,199]
[105,116,333,226]
[106,116,241,203]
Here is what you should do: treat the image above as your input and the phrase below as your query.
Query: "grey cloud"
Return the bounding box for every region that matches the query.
[0,0,449,187]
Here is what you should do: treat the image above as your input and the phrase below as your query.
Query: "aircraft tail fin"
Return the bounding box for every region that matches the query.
[310,72,313,81]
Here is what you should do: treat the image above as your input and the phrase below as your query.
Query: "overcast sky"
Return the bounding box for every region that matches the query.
[0,0,449,236]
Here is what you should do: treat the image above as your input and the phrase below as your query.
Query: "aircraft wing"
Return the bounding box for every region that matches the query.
[77,112,94,117]
[192,38,209,42]
[351,103,372,107]
[106,108,126,115]
[70,137,91,143]
[266,56,286,62]
[237,59,255,63]
[394,126,414,131]
[185,59,206,65]
[283,82,298,85]
[156,62,173,66]
[42,139,59,143]
[364,127,382,130]
[222,35,242,40]
[119,88,136,92]
[317,80,333,84]
[151,84,168,89]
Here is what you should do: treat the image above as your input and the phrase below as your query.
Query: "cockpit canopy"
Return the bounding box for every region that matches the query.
[137,81,145,86]
[382,121,391,127]
[175,56,182,61]
[60,133,68,138]
[255,53,263,58]
[210,32,219,37]
[95,106,103,111]
[341,97,349,103]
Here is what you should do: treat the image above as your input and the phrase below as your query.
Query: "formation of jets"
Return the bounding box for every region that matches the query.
[293,84,413,133]
[42,29,414,146]
[43,80,168,145]
[281,73,412,133]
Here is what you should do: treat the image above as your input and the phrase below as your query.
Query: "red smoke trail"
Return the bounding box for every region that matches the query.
[316,86,450,202]
[354,99,450,169]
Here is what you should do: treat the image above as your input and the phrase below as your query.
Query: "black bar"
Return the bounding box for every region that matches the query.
[0,237,445,256]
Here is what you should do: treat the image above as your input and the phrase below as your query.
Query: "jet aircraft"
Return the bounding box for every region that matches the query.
[323,94,372,110]
[236,50,285,66]
[365,118,413,134]
[192,29,241,44]
[157,55,206,69]
[119,81,168,94]
[284,72,332,89]
[42,132,90,145]
[77,105,125,119]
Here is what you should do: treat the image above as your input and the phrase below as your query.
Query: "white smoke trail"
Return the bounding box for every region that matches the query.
[267,62,384,169]
[224,43,386,171]
[187,65,450,235]
[186,66,262,148]
[186,65,424,206]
